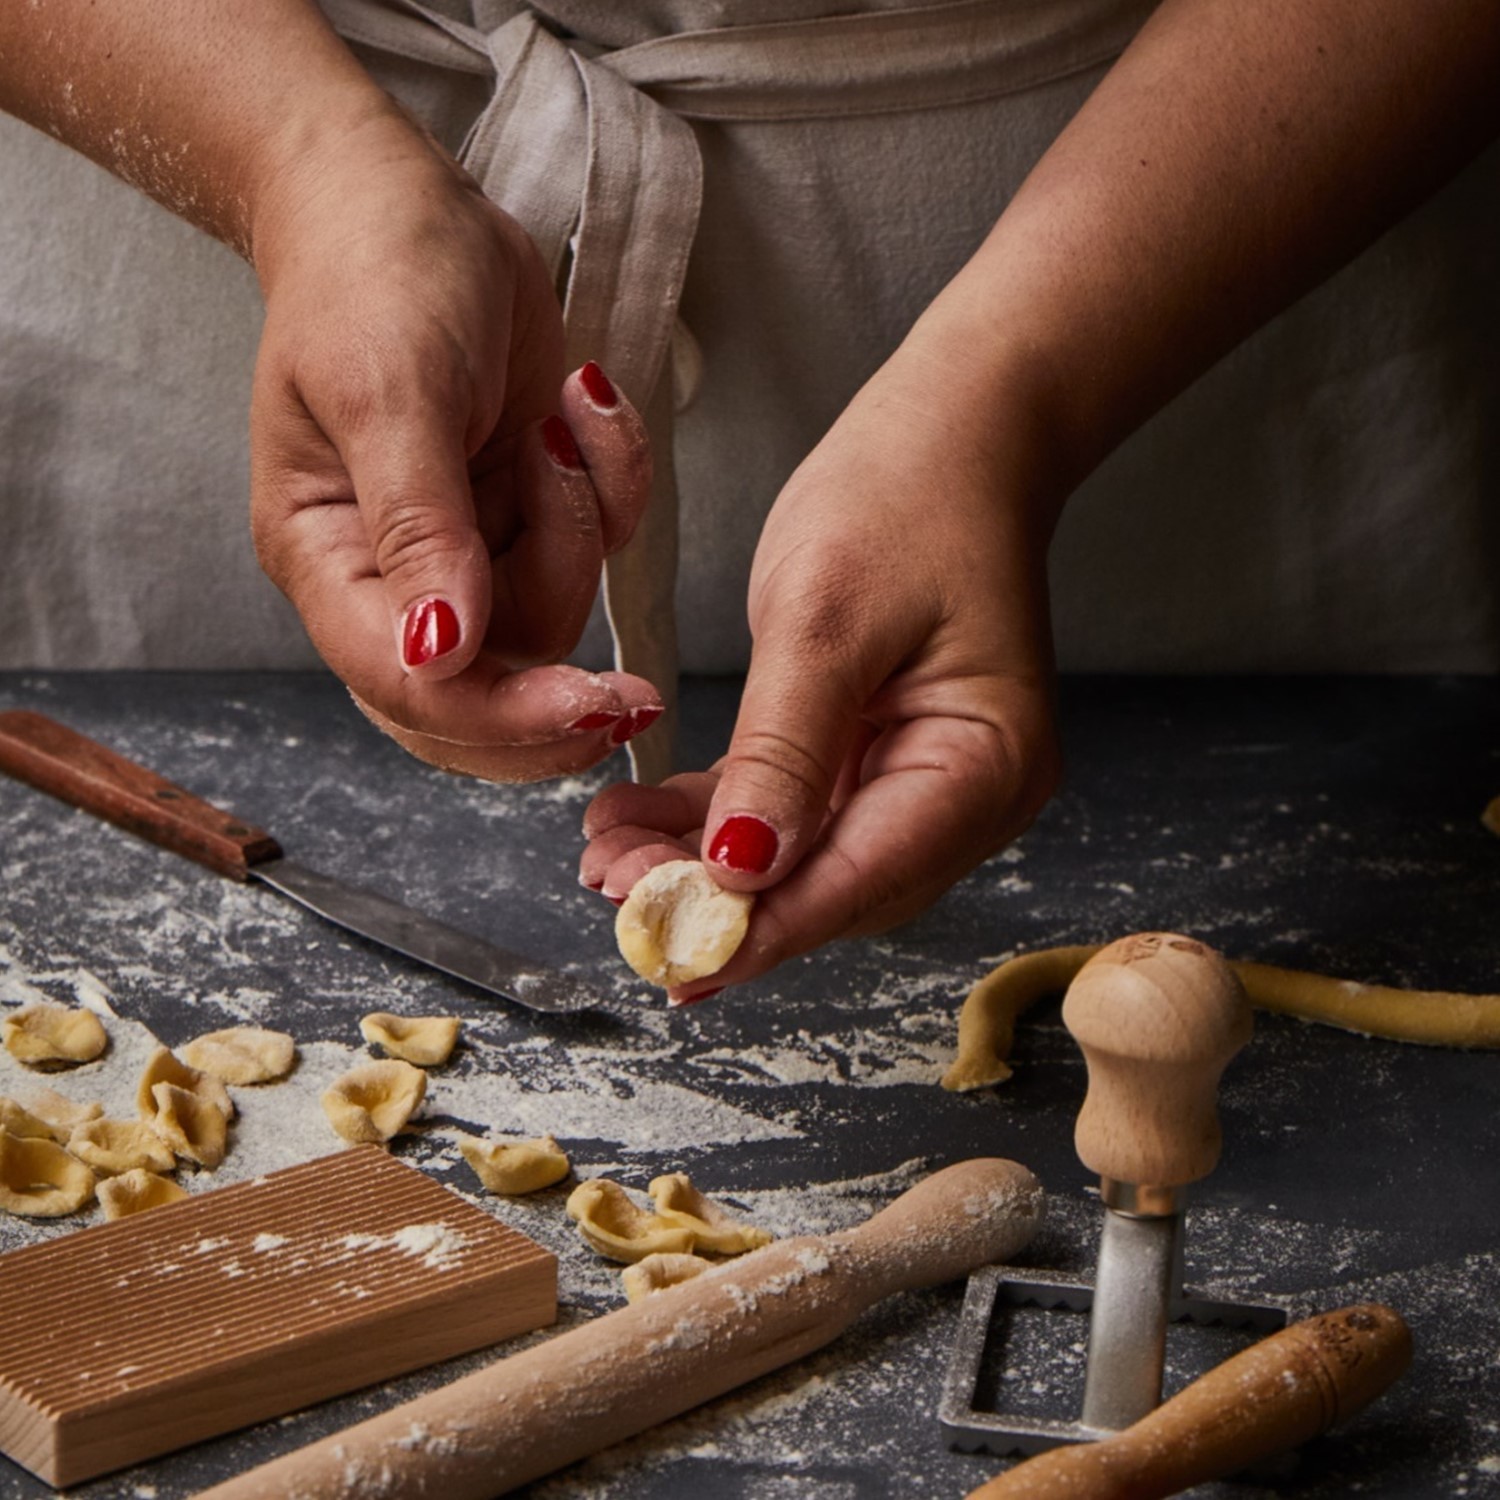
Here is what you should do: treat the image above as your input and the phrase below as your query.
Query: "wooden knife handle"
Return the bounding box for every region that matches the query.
[0,710,281,881]
[198,1158,1044,1500]
[967,1303,1412,1499]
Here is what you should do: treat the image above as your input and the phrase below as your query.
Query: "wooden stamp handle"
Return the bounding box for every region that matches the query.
[0,710,281,881]
[1062,934,1252,1191]
[967,1303,1412,1498]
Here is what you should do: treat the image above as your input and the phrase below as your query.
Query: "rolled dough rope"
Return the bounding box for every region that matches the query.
[942,945,1500,1092]
[196,1157,1043,1500]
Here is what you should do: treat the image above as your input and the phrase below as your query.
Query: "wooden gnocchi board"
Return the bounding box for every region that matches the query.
[0,1146,556,1487]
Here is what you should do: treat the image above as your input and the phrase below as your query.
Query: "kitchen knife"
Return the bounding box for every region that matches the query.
[0,710,600,1014]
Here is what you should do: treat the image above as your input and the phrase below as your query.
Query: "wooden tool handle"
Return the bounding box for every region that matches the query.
[967,1303,1412,1499]
[198,1158,1044,1500]
[0,710,280,880]
[1063,933,1252,1189]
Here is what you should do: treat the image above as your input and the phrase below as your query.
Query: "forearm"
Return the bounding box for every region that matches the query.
[912,0,1500,508]
[0,1,405,260]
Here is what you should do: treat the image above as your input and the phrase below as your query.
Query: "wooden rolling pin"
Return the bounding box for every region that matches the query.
[199,1157,1043,1499]
[967,1303,1412,1499]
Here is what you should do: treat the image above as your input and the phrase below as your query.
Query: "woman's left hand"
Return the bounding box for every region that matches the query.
[580,332,1063,1000]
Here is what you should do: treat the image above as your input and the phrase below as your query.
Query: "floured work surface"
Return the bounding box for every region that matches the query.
[0,674,1496,1500]
[0,1146,556,1487]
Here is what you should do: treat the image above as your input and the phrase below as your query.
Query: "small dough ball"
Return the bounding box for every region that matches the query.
[179,1027,296,1085]
[565,1178,697,1264]
[137,1046,235,1124]
[359,1013,461,1068]
[615,860,754,988]
[150,1082,229,1169]
[69,1117,177,1177]
[648,1172,775,1256]
[1483,795,1500,838]
[321,1060,426,1144]
[24,1088,103,1143]
[0,1096,58,1142]
[2,1003,108,1068]
[459,1133,570,1195]
[0,1129,96,1217]
[622,1252,715,1304]
[98,1168,191,1221]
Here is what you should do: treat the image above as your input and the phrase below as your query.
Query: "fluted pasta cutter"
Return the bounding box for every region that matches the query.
[940,933,1288,1455]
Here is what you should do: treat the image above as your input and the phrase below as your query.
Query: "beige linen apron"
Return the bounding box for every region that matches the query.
[317,0,1156,780]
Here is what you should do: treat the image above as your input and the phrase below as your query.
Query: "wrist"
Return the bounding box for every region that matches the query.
[249,91,461,293]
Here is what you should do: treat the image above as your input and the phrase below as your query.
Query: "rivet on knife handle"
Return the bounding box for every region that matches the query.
[0,710,282,881]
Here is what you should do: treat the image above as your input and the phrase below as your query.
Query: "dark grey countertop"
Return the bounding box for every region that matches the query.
[0,671,1496,1499]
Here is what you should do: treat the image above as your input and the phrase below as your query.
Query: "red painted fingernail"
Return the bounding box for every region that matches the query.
[569,711,619,732]
[580,361,618,409]
[610,705,663,744]
[542,414,584,469]
[708,815,778,874]
[401,597,460,668]
[581,876,604,892]
[605,893,626,907]
[670,986,724,1009]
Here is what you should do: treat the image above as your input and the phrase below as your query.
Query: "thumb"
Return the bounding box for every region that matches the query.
[343,406,492,682]
[703,621,881,892]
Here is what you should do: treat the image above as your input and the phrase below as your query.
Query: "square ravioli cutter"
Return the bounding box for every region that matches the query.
[940,933,1288,1457]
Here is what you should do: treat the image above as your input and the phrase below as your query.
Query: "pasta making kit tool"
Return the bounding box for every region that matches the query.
[195,1158,1045,1500]
[0,710,602,1014]
[940,934,1292,1459]
[0,1147,556,1488]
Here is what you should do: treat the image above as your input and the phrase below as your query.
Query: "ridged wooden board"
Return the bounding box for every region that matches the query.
[0,1146,556,1488]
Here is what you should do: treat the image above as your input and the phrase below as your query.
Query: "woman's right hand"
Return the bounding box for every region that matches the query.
[248,107,662,781]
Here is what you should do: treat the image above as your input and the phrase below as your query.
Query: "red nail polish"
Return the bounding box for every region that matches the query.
[708,815,778,875]
[542,414,583,469]
[671,986,724,1009]
[581,876,604,892]
[569,711,619,732]
[580,361,618,409]
[402,597,460,668]
[605,893,626,907]
[610,705,663,744]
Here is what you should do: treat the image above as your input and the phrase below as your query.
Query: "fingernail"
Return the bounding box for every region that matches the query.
[580,876,604,892]
[542,414,584,470]
[708,815,779,875]
[580,361,618,409]
[569,711,619,732]
[669,986,724,1009]
[605,893,626,907]
[401,597,460,668]
[610,705,663,744]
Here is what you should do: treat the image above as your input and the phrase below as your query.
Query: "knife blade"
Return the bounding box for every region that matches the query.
[0,709,600,1014]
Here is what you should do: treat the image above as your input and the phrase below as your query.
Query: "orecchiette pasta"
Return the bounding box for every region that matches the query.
[321,1060,427,1144]
[150,1082,229,1169]
[24,1088,103,1142]
[0,1095,57,1142]
[137,1047,234,1124]
[564,1179,697,1264]
[359,1013,462,1067]
[0,1129,96,1217]
[2,1003,108,1067]
[615,860,754,988]
[621,1252,715,1304]
[68,1117,177,1176]
[97,1168,191,1221]
[458,1133,570,1195]
[648,1173,774,1256]
[179,1027,296,1085]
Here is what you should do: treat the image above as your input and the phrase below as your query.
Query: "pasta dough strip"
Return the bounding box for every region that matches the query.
[943,946,1500,1092]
